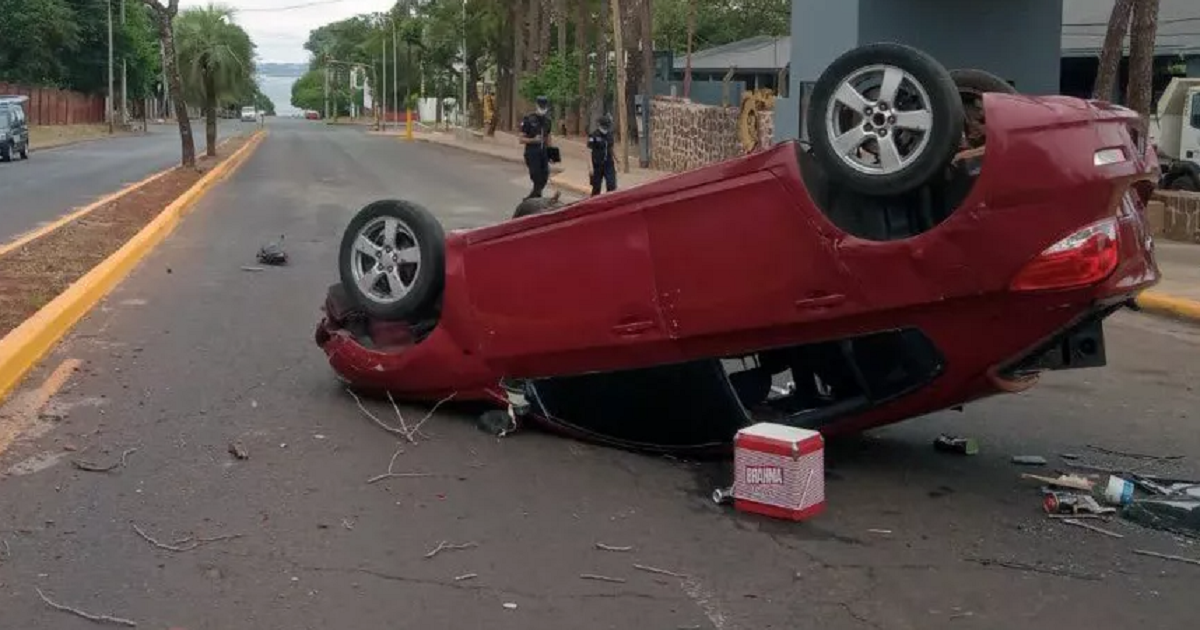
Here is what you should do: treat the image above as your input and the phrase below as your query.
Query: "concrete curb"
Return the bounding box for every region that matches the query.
[0,130,267,404]
[1136,291,1200,323]
[0,134,244,258]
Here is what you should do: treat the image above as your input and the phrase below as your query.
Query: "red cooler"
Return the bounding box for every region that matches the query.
[733,423,825,521]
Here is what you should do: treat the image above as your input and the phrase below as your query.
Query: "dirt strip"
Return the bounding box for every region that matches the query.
[0,135,251,337]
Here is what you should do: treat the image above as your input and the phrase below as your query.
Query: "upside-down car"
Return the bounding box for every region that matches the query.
[315,43,1160,454]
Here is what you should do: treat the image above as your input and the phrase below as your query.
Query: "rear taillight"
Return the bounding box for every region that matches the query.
[1010,218,1120,292]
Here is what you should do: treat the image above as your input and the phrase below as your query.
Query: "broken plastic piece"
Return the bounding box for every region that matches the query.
[1122,498,1200,539]
[257,235,288,266]
[1012,455,1047,466]
[934,434,978,455]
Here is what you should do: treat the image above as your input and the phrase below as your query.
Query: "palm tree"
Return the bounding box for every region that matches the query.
[175,4,256,157]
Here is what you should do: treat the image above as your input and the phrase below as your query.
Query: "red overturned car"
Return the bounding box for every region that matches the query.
[315,44,1160,453]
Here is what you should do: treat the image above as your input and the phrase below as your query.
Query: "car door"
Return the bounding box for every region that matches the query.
[642,167,852,359]
[16,105,27,148]
[463,202,678,378]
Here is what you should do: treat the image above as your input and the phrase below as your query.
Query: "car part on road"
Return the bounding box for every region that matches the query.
[807,42,964,196]
[338,199,446,321]
[257,235,289,266]
[512,190,564,219]
[933,434,979,455]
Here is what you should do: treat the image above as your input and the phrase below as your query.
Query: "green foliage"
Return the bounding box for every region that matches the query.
[653,0,791,54]
[290,69,325,112]
[175,4,257,110]
[253,88,276,115]
[0,0,160,96]
[520,52,580,108]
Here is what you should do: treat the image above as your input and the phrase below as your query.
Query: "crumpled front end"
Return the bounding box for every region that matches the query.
[314,283,500,403]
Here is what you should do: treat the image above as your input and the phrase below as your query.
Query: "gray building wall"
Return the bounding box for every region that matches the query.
[858,0,1062,95]
[775,0,1063,142]
[653,79,748,108]
[1189,56,1200,78]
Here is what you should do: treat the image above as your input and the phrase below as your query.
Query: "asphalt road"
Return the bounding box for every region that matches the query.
[1,118,1198,630]
[0,120,252,244]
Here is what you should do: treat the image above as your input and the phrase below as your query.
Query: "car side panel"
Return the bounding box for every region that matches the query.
[461,203,679,378]
[642,169,856,354]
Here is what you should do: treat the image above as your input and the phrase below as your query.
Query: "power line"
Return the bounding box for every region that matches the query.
[1063,15,1200,27]
[236,0,354,12]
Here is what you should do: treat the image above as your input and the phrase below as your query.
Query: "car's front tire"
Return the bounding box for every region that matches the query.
[0,142,11,162]
[807,42,964,197]
[338,199,446,321]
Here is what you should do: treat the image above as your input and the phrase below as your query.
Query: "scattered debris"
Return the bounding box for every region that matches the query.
[711,487,733,506]
[475,409,516,437]
[868,529,893,535]
[1061,518,1124,539]
[595,542,634,552]
[366,444,433,484]
[1060,453,1082,460]
[1043,491,1116,516]
[257,235,288,266]
[1132,549,1200,567]
[349,388,456,444]
[240,266,266,272]
[1102,475,1135,506]
[1,538,9,560]
[1021,473,1094,491]
[1087,445,1184,461]
[965,557,1103,581]
[131,522,241,553]
[934,434,979,455]
[454,573,478,581]
[228,441,249,460]
[341,519,355,531]
[70,448,137,473]
[424,541,479,559]
[502,602,518,610]
[1121,497,1200,538]
[633,564,690,579]
[1011,455,1047,466]
[35,587,138,627]
[580,573,627,584]
[1046,513,1110,521]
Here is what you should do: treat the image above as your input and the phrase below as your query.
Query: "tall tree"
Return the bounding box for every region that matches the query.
[142,0,195,167]
[638,0,652,164]
[1093,0,1134,101]
[1126,0,1160,119]
[175,3,255,157]
[573,0,589,134]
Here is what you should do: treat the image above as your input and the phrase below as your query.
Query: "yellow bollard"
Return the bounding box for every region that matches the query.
[405,110,414,141]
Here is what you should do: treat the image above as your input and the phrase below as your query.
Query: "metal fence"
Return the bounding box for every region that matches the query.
[0,83,106,125]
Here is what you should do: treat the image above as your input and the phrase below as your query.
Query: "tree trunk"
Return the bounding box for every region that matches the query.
[623,0,640,143]
[1094,0,1134,101]
[204,70,217,157]
[684,0,695,99]
[638,0,652,166]
[529,0,542,70]
[573,0,588,134]
[592,0,611,124]
[156,10,195,167]
[511,0,525,129]
[1126,0,1160,119]
[539,0,552,68]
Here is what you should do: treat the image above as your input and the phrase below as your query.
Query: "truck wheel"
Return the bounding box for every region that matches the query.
[808,43,964,197]
[338,199,446,321]
[1165,163,1200,191]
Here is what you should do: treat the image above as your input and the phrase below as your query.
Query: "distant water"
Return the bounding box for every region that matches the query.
[258,74,301,116]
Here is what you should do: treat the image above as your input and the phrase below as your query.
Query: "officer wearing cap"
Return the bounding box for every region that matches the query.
[518,95,554,199]
[586,113,618,196]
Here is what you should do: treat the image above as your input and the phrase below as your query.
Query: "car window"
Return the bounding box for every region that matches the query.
[1191,92,1200,130]
[0,109,9,126]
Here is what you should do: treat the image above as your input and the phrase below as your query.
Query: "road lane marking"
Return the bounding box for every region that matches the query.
[0,358,81,457]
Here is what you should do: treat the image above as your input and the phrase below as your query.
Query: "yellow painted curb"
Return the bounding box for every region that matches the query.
[549,173,591,196]
[1136,290,1200,323]
[0,130,267,405]
[0,134,244,259]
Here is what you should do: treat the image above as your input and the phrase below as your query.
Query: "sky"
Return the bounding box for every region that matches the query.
[181,0,395,64]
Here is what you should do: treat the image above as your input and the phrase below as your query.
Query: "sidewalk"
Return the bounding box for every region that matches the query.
[1141,240,1200,321]
[409,127,670,196]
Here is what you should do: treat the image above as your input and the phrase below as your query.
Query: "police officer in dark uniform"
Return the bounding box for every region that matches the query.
[519,95,554,199]
[586,113,618,196]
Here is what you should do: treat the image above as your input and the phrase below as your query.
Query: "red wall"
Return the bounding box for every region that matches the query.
[0,83,106,125]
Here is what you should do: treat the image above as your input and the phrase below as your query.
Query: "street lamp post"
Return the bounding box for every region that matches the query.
[107,0,114,134]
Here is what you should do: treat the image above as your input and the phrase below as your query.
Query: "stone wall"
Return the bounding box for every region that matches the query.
[1149,191,1200,244]
[649,98,775,173]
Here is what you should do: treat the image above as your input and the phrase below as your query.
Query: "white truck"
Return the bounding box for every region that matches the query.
[1151,77,1200,191]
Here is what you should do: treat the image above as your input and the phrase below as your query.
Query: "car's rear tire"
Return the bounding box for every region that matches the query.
[338,199,446,321]
[807,42,964,197]
[948,68,1018,98]
[19,143,28,160]
[0,143,11,162]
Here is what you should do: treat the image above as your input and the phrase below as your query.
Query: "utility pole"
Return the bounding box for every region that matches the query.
[461,0,468,128]
[323,64,330,119]
[120,0,128,125]
[610,0,629,173]
[107,0,114,134]
[382,23,388,129]
[392,16,398,129]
